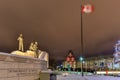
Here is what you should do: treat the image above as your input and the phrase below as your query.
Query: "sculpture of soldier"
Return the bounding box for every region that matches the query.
[32,41,39,58]
[17,34,24,51]
[33,41,38,51]
[29,42,34,51]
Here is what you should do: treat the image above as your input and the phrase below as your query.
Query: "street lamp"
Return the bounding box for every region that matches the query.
[80,57,84,61]
[79,56,84,76]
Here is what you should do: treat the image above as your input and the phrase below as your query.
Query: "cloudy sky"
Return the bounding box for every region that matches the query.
[0,0,120,61]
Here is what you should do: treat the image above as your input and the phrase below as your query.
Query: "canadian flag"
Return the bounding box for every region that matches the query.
[82,4,94,14]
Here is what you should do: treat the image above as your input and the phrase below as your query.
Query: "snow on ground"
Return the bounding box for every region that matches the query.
[57,74,120,80]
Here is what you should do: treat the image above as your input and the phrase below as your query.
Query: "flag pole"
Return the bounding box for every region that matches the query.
[80,3,94,76]
[80,5,84,77]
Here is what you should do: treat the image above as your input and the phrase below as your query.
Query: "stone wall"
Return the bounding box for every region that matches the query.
[0,52,47,80]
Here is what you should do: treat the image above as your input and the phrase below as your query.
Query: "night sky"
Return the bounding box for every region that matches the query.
[0,0,120,61]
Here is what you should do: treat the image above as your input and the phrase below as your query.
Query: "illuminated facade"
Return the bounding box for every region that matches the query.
[77,40,120,71]
[77,55,114,71]
[63,50,76,70]
[62,41,120,71]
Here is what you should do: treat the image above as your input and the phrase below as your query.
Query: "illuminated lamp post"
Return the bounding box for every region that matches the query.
[79,56,84,76]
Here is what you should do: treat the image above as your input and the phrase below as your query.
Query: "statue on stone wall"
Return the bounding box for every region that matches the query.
[17,34,24,51]
[11,35,49,68]
[29,42,38,51]
[13,35,49,63]
[33,41,38,51]
[29,42,34,51]
[29,41,39,58]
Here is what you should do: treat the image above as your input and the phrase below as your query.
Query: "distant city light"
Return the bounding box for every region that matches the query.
[82,61,85,63]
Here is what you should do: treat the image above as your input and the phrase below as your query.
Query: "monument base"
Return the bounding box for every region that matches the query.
[0,52,47,80]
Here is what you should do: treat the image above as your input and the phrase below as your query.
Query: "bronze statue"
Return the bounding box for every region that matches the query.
[29,42,34,51]
[33,41,38,51]
[17,34,24,51]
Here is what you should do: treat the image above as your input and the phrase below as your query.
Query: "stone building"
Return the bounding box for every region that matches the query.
[63,50,76,71]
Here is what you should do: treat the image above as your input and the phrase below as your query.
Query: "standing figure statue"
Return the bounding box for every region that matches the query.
[17,34,24,51]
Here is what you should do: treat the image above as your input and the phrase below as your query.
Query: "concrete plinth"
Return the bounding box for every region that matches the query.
[0,52,47,80]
